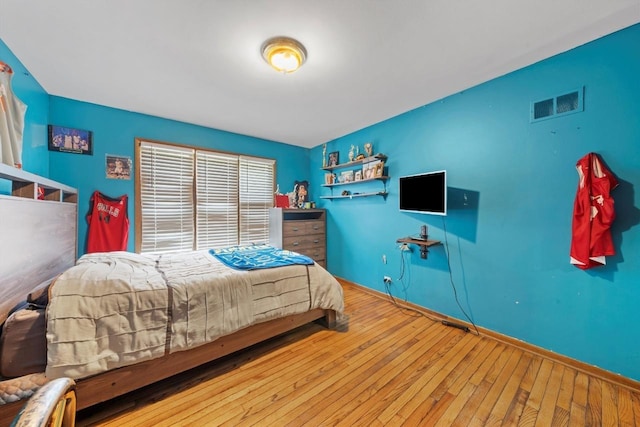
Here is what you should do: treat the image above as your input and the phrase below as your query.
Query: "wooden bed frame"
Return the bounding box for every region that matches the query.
[0,164,336,424]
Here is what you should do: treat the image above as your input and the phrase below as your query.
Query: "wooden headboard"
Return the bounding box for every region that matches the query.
[0,164,77,324]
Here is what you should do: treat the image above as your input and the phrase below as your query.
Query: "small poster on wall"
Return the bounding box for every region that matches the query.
[106,154,132,180]
[48,125,93,155]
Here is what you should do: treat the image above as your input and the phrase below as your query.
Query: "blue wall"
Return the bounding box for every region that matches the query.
[48,97,310,255]
[312,24,640,381]
[0,39,49,176]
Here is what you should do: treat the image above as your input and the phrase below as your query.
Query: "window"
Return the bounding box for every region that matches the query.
[138,142,194,253]
[239,156,276,245]
[195,150,239,249]
[136,139,275,253]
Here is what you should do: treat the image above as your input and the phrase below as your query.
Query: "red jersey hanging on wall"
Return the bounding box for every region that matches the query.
[570,152,618,269]
[86,191,129,253]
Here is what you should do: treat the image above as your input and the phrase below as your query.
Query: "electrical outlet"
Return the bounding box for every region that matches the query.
[383,276,392,284]
[400,243,411,252]
[382,254,387,264]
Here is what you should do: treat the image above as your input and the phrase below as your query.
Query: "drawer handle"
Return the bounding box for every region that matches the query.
[313,239,319,243]
[312,226,320,230]
[293,242,299,246]
[292,227,299,231]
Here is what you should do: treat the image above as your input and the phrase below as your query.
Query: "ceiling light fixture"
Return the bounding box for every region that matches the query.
[261,36,307,74]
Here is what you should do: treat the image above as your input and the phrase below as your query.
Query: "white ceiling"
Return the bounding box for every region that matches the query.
[1,1,639,148]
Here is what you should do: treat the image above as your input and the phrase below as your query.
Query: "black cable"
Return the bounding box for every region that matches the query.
[397,246,409,300]
[385,280,432,319]
[441,217,480,336]
[385,246,440,322]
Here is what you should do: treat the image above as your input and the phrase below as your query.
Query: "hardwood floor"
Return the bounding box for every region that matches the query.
[77,282,640,426]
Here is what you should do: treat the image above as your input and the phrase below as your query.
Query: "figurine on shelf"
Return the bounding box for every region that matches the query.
[322,144,327,168]
[348,145,355,162]
[364,142,373,157]
[324,173,334,185]
[293,180,309,208]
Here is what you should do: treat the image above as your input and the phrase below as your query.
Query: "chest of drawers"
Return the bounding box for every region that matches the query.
[269,208,326,267]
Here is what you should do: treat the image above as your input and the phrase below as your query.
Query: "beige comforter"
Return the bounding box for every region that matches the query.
[45,250,343,379]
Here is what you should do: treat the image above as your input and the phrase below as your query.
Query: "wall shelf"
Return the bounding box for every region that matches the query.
[320,191,388,200]
[321,153,388,200]
[396,237,441,259]
[321,176,389,187]
[322,154,387,172]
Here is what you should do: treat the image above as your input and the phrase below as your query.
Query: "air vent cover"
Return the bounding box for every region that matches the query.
[531,87,584,122]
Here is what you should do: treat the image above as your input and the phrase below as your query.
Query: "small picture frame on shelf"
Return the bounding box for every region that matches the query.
[328,151,339,167]
[374,161,385,177]
[340,170,354,183]
[363,160,378,179]
[355,170,362,181]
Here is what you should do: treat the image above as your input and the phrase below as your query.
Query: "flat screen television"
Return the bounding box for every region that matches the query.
[399,170,447,215]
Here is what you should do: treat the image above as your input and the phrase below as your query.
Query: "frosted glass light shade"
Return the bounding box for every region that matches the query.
[261,37,307,74]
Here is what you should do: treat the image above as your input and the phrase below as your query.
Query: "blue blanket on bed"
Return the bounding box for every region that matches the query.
[209,244,314,270]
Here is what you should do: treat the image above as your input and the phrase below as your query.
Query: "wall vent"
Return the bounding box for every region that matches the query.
[530,86,584,122]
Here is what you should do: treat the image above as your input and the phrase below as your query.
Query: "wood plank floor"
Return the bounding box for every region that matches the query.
[77,282,640,426]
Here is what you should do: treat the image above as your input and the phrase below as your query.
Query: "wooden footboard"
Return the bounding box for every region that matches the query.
[74,308,335,410]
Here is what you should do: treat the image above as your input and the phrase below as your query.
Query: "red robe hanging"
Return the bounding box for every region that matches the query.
[86,191,129,253]
[570,153,618,269]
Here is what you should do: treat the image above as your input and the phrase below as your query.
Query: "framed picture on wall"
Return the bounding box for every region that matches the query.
[48,125,93,155]
[106,154,132,180]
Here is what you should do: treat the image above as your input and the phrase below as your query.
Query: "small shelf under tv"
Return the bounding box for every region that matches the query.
[396,237,441,259]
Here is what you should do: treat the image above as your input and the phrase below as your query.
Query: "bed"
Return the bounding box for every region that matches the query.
[0,164,343,425]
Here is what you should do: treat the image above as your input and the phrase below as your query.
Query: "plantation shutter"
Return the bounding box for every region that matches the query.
[239,156,275,245]
[139,142,195,253]
[195,151,239,249]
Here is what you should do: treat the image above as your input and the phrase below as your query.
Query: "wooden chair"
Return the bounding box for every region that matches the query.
[11,378,76,427]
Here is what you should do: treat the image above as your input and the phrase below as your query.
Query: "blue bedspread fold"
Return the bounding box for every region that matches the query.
[209,244,314,270]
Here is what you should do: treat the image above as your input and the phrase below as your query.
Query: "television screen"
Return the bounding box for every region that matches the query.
[399,170,447,215]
